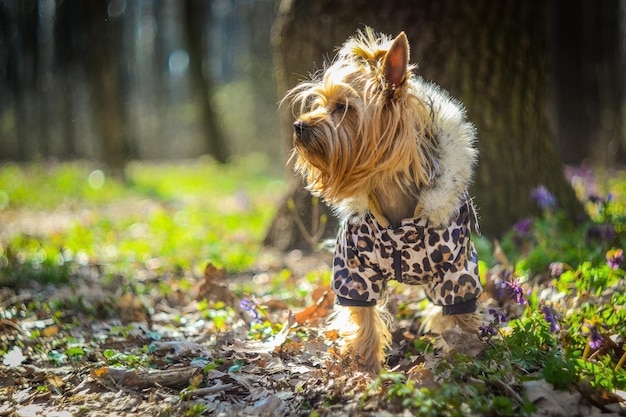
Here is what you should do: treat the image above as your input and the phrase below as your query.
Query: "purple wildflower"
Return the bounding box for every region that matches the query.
[606,248,623,270]
[479,323,498,339]
[480,308,510,341]
[513,218,533,237]
[549,262,564,277]
[240,297,261,322]
[488,308,509,326]
[531,185,557,211]
[585,325,604,350]
[541,306,560,333]
[505,279,526,305]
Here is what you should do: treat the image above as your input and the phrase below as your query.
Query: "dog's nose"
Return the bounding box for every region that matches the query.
[293,120,306,138]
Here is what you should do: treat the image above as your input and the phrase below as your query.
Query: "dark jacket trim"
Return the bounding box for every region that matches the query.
[442,299,477,315]
[335,296,377,307]
[392,249,403,283]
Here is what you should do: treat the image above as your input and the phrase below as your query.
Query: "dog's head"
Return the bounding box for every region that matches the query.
[285,28,436,206]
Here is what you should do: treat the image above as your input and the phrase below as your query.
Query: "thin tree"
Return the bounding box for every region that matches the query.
[81,1,128,176]
[183,0,229,163]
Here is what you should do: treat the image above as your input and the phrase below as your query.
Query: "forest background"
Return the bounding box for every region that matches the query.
[1,1,626,416]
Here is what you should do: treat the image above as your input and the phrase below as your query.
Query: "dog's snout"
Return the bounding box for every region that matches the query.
[293,120,306,138]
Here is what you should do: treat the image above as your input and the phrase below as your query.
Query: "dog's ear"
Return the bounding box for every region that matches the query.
[382,32,409,92]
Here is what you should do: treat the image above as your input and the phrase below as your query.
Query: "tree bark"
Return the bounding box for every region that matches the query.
[550,0,625,166]
[183,0,229,163]
[267,0,586,248]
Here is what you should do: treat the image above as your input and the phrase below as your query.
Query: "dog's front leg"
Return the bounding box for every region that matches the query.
[331,305,392,374]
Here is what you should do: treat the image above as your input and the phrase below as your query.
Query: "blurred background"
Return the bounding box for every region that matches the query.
[0,0,280,172]
[1,0,625,170]
[0,0,625,238]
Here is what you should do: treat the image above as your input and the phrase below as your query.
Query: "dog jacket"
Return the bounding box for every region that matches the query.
[333,200,482,315]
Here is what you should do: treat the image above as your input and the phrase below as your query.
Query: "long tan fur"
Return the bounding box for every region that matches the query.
[285,28,437,209]
[328,305,392,374]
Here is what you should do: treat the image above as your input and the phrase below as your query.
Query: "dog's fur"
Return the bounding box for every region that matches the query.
[286,28,481,373]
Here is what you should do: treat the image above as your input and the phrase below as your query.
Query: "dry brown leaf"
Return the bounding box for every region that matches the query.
[90,366,109,378]
[41,324,59,337]
[203,262,226,284]
[523,380,582,416]
[117,293,145,323]
[325,329,339,341]
[294,289,334,325]
[195,262,238,306]
[45,374,64,389]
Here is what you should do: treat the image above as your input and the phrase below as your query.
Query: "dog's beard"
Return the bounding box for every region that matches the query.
[292,116,360,202]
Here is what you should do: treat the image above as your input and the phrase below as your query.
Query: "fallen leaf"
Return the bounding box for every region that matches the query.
[2,346,26,367]
[294,289,334,325]
[0,403,14,416]
[90,366,110,378]
[195,262,238,306]
[117,293,145,323]
[46,374,64,389]
[41,324,59,337]
[14,404,73,417]
[251,394,282,415]
[203,262,226,285]
[523,379,581,416]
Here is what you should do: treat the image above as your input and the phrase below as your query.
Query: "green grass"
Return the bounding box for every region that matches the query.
[0,155,285,286]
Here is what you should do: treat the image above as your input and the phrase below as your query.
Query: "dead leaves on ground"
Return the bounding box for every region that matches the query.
[1,258,626,416]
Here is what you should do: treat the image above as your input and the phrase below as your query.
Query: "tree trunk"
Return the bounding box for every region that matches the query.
[266,0,586,249]
[82,1,128,176]
[412,1,587,235]
[183,0,229,163]
[550,0,625,166]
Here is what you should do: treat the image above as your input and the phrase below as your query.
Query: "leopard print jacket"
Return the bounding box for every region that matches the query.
[333,200,482,315]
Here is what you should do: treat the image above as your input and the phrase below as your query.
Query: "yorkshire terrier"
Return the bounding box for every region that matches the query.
[286,28,483,374]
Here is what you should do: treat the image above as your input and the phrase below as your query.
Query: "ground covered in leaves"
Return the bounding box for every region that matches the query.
[1,159,625,416]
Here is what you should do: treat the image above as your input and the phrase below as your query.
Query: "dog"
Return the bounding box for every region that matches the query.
[286,28,483,374]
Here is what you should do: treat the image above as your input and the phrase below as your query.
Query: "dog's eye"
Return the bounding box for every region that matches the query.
[334,102,347,113]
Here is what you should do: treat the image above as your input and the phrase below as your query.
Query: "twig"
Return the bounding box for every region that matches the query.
[187,382,234,397]
[0,318,26,334]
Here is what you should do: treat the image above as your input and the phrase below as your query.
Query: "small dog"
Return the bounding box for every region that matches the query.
[286,28,483,373]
